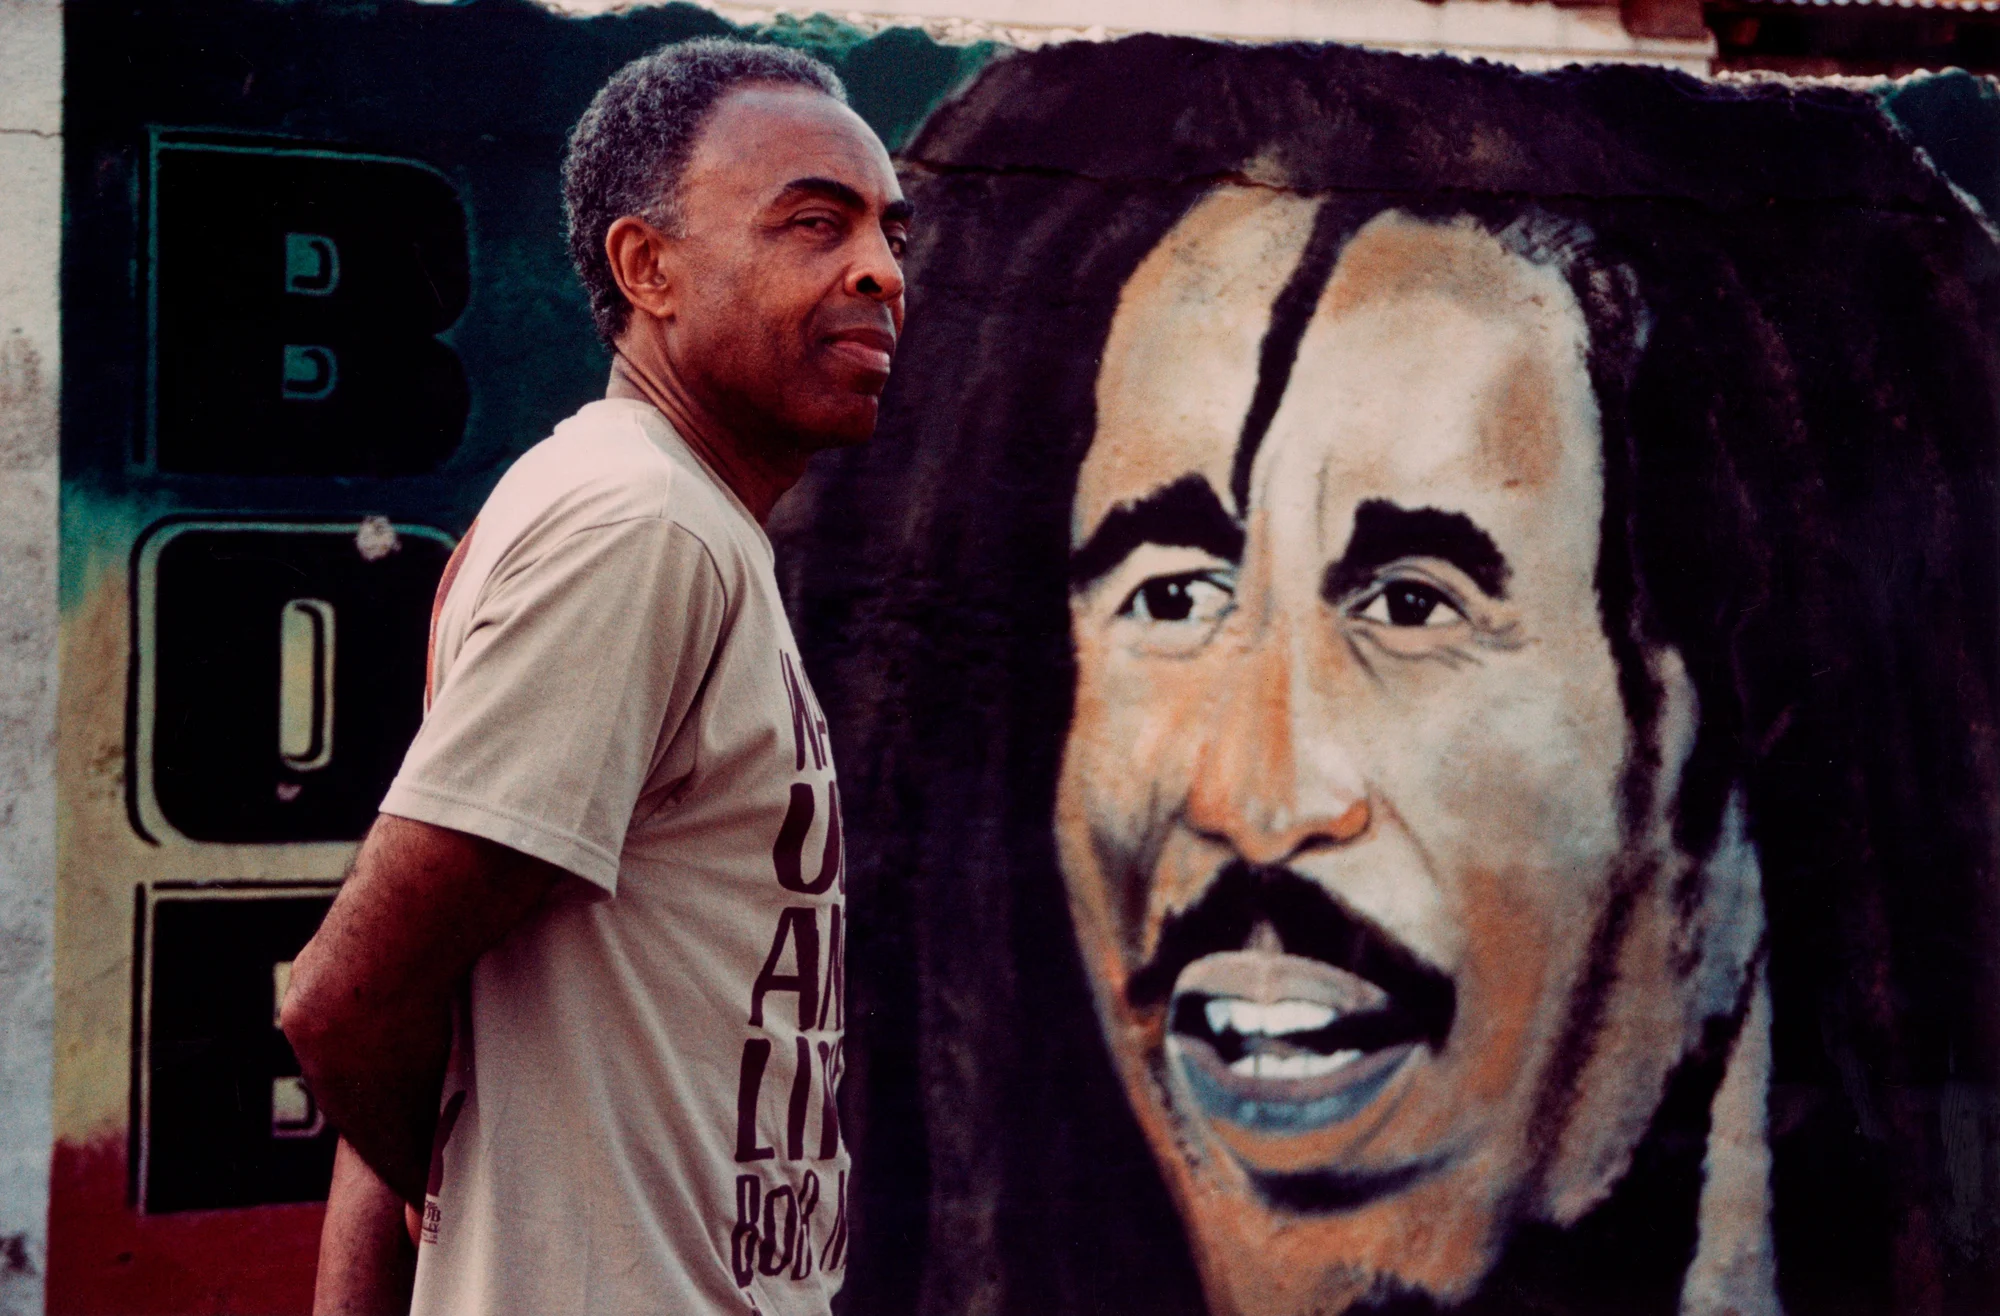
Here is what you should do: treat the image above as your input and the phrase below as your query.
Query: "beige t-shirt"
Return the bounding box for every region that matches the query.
[385,398,849,1316]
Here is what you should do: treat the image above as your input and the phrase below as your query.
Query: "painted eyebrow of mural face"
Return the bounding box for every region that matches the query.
[1066,476,1513,606]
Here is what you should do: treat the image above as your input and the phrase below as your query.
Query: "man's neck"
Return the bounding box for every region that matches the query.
[605,349,805,525]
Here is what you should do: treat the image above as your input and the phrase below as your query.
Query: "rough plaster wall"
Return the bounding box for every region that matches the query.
[0,1,61,1313]
[573,0,1717,72]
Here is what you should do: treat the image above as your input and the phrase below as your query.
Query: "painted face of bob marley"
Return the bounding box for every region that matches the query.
[1056,189,1760,1315]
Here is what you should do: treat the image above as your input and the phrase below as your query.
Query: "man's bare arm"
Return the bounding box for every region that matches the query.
[281,813,561,1204]
[313,1138,417,1316]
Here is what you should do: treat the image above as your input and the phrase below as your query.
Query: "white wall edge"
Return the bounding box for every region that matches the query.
[541,0,1717,73]
[0,1,63,1313]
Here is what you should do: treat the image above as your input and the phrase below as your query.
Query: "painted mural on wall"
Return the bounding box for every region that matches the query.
[53,3,2000,1314]
[787,40,2000,1316]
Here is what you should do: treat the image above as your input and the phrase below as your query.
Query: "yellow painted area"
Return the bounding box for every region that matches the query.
[53,563,356,1145]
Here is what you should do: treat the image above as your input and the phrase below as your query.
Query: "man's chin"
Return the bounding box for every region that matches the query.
[790,391,883,450]
[1144,1086,1510,1316]
[1176,1186,1504,1316]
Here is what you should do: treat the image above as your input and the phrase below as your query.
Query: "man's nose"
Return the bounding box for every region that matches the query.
[1184,628,1370,866]
[848,229,905,304]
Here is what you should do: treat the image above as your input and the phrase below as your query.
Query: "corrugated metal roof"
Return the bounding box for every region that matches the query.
[1742,0,2000,12]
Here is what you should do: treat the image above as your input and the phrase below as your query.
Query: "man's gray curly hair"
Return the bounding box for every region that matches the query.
[562,38,847,345]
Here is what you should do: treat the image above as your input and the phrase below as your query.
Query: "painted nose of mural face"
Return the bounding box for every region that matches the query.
[1164,635,1445,1140]
[1184,633,1369,866]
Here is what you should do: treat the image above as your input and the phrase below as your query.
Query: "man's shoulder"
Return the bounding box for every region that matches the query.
[490,399,678,529]
[485,400,746,554]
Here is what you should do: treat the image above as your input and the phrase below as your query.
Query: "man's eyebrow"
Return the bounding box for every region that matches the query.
[776,176,913,223]
[776,176,865,209]
[1069,474,1244,591]
[1321,499,1512,602]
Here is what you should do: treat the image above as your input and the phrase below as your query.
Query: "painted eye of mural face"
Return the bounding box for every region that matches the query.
[1120,570,1234,626]
[1350,574,1466,629]
[1081,536,1242,656]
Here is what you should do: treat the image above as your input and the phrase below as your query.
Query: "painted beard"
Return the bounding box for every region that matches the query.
[1074,778,1773,1316]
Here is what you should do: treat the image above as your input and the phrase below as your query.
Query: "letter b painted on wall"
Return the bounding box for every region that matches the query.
[148,132,470,474]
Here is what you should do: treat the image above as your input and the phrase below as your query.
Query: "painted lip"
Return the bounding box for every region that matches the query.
[822,324,897,374]
[1127,863,1455,1138]
[1166,950,1427,1134]
[1171,1030,1418,1135]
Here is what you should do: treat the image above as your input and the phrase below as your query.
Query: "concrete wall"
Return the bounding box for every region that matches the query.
[615,0,1717,73]
[0,2,62,1314]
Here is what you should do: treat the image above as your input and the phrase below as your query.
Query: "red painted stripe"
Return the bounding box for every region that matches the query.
[47,1137,323,1316]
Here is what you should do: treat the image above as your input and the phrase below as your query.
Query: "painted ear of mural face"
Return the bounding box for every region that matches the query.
[795,35,2000,1316]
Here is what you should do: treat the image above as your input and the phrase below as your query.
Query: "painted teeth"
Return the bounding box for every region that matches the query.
[1203,998,1337,1038]
[1226,1050,1364,1079]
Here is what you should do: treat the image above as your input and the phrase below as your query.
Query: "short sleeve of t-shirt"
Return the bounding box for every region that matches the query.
[382,515,727,893]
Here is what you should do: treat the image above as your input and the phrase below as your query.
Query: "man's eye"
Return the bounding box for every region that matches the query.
[1119,573,1232,625]
[886,232,908,259]
[1355,581,1462,628]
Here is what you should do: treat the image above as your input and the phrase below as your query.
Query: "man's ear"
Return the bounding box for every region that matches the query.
[605,215,680,324]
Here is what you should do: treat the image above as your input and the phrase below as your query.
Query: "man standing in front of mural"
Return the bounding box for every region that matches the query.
[282,37,907,1315]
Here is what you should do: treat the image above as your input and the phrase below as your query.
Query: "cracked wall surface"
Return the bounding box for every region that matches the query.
[576,0,1717,71]
[0,2,62,1315]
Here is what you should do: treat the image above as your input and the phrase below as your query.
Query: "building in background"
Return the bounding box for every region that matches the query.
[611,0,2000,83]
[1711,0,2000,76]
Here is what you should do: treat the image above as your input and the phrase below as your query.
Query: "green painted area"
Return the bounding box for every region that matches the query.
[752,12,1001,153]
[58,486,186,614]
[1878,71,2000,224]
[60,0,1001,612]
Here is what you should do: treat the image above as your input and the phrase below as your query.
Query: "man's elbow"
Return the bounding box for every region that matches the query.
[279,941,343,1075]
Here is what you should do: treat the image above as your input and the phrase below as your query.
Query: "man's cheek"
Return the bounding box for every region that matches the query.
[1417,687,1622,868]
[1451,860,1602,1045]
[1407,696,1630,1070]
[1077,655,1202,828]
[1060,661,1150,934]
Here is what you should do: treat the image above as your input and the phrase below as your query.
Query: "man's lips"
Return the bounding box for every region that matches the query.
[822,325,896,374]
[1126,863,1455,1136]
[1167,950,1421,1133]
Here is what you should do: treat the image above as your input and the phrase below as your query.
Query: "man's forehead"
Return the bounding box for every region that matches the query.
[688,84,899,205]
[1250,228,1598,555]
[1075,186,1318,544]
[1078,202,1597,555]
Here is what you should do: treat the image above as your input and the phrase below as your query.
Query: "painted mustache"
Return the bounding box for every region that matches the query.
[1126,861,1456,1052]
